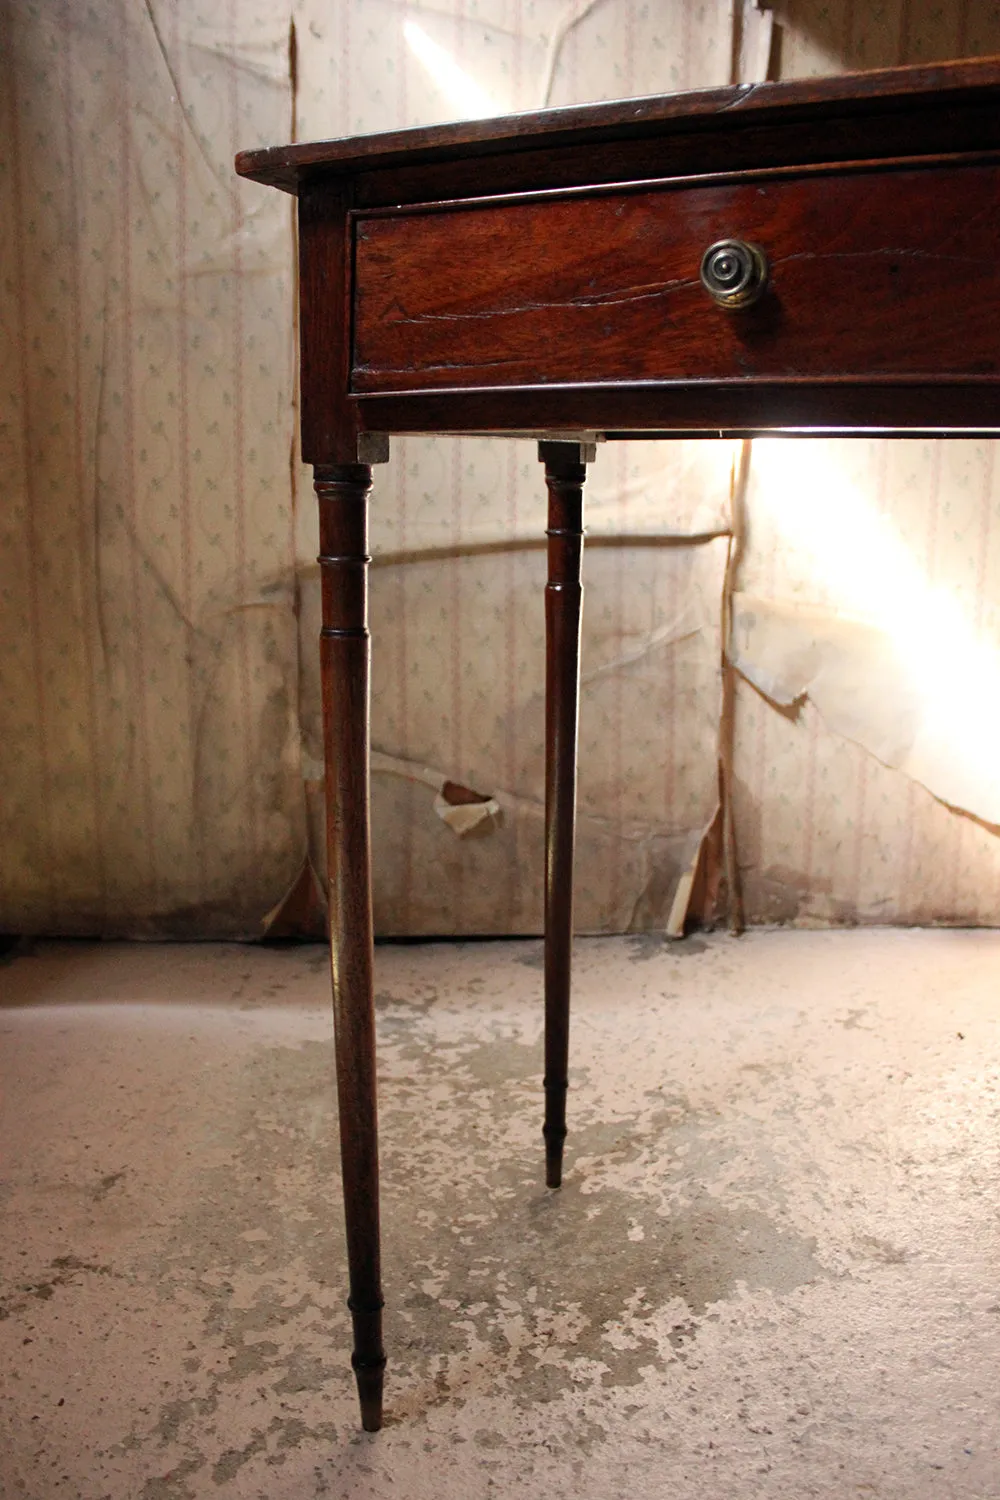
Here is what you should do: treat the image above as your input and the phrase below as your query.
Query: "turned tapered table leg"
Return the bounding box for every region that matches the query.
[315,463,386,1432]
[539,441,593,1189]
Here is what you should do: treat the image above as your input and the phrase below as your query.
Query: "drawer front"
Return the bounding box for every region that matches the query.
[351,162,1000,393]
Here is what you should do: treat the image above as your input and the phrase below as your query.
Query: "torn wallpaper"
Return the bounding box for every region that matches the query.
[731,437,1000,927]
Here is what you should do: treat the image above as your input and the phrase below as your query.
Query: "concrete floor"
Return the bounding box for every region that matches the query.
[1,931,999,1499]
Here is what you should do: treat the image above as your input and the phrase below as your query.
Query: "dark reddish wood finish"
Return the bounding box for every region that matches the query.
[300,185,356,464]
[236,57,1000,196]
[540,442,590,1190]
[235,60,1000,1431]
[349,103,1000,210]
[354,382,1000,441]
[353,162,1000,393]
[315,465,385,1431]
[266,60,1000,461]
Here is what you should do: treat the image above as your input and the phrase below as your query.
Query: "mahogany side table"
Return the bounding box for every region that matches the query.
[236,57,1000,1430]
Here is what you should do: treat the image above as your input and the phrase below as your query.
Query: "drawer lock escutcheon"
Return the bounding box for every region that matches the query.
[699,239,769,309]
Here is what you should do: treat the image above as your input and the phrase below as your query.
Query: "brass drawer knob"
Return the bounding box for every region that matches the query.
[700,239,769,309]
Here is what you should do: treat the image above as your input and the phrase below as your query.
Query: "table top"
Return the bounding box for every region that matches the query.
[236,56,1000,195]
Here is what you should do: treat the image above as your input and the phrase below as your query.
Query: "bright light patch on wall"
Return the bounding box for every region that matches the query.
[403,20,499,120]
[749,437,1000,820]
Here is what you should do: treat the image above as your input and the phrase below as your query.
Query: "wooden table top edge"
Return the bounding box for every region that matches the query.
[234,55,1000,194]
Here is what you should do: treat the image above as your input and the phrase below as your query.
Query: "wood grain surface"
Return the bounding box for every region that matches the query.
[352,162,1000,394]
[315,464,386,1432]
[540,442,590,1193]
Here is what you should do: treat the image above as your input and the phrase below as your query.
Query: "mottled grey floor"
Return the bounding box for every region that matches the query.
[2,931,1000,1498]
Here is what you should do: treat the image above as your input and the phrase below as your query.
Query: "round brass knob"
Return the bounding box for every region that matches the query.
[699,239,768,309]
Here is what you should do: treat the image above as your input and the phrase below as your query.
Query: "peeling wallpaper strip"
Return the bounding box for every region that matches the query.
[731,585,1000,830]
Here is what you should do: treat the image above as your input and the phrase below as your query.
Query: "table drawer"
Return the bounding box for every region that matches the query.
[351,162,1000,394]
